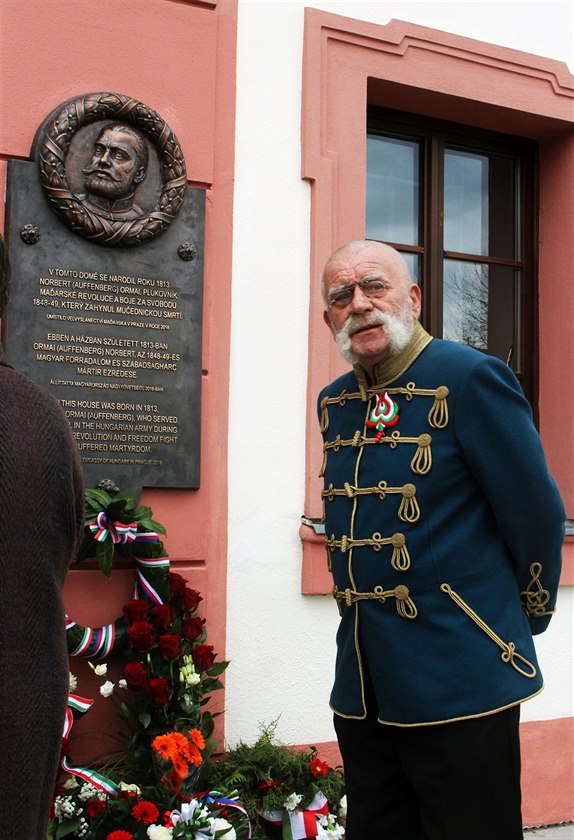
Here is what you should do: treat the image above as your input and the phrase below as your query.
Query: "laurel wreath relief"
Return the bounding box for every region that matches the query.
[37,92,187,247]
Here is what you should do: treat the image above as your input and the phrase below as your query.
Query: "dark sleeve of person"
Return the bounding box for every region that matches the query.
[453,355,565,634]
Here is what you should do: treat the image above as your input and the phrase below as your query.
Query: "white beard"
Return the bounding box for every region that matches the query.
[335,305,414,365]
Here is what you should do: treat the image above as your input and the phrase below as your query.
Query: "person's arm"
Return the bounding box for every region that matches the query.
[453,355,565,634]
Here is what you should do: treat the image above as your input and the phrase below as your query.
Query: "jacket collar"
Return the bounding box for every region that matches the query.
[353,320,432,389]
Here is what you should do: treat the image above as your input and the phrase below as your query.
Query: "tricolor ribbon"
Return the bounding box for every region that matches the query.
[133,556,170,605]
[260,792,329,839]
[66,620,117,659]
[62,694,120,796]
[88,512,138,544]
[205,792,252,837]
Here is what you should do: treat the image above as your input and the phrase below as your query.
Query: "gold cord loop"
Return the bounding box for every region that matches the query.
[520,562,554,617]
[441,583,537,679]
[332,584,417,620]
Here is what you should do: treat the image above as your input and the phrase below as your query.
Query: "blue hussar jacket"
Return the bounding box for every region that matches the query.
[318,322,565,726]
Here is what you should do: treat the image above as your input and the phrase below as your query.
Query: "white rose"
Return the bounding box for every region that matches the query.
[147,826,173,840]
[118,679,128,689]
[94,663,108,676]
[210,817,236,839]
[99,680,115,698]
[69,672,78,692]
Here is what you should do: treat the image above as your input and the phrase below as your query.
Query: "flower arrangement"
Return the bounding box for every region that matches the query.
[204,723,346,839]
[49,484,248,840]
[50,483,346,840]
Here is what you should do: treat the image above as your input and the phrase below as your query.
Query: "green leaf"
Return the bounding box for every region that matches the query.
[202,678,224,692]
[134,505,153,520]
[281,810,293,840]
[207,660,229,677]
[96,537,114,578]
[118,701,131,721]
[107,498,128,519]
[138,518,167,535]
[138,711,152,729]
[85,488,112,508]
[56,820,82,838]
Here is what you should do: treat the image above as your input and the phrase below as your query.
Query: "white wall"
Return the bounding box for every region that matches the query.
[225,0,574,747]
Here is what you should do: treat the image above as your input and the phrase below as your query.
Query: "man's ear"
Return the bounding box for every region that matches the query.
[409,283,422,320]
[323,309,336,337]
[134,167,147,185]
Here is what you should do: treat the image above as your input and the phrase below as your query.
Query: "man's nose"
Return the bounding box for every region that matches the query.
[349,283,373,313]
[99,149,111,166]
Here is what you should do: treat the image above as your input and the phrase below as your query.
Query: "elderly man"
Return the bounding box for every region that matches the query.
[0,234,84,838]
[318,240,564,839]
[78,123,149,221]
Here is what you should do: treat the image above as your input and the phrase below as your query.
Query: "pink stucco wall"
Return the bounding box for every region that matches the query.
[0,0,238,760]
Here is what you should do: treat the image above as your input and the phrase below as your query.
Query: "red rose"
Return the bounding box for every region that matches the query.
[107,832,134,840]
[87,798,107,818]
[148,677,170,706]
[310,756,329,777]
[169,572,187,597]
[182,616,205,641]
[151,603,173,631]
[127,621,155,651]
[192,643,216,671]
[258,779,279,792]
[131,800,160,825]
[122,599,149,624]
[182,587,203,612]
[159,634,182,660]
[122,661,148,690]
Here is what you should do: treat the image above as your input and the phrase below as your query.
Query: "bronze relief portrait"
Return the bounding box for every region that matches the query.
[35,92,187,247]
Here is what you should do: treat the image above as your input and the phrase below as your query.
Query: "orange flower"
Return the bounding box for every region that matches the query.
[186,742,203,767]
[152,734,174,760]
[172,753,189,779]
[170,731,188,752]
[189,728,205,750]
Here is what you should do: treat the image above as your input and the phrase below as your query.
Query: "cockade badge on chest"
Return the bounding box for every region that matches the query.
[366,391,400,442]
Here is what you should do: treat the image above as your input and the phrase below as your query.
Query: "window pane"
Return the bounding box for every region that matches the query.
[366,135,420,246]
[444,151,489,255]
[444,149,519,259]
[400,252,420,285]
[443,259,519,366]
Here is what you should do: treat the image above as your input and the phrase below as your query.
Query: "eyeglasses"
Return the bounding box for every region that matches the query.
[328,277,390,309]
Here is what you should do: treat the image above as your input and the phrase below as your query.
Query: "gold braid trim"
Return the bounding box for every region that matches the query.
[319,382,449,433]
[333,583,417,620]
[322,481,420,523]
[520,562,555,617]
[441,584,537,679]
[321,431,433,477]
[326,531,410,571]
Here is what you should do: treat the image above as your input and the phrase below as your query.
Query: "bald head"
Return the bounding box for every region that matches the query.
[321,240,412,304]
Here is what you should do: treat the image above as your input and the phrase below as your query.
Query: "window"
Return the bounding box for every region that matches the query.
[366,109,537,406]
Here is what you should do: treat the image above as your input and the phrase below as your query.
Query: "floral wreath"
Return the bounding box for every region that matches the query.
[36,91,187,247]
[54,482,346,839]
[66,481,172,660]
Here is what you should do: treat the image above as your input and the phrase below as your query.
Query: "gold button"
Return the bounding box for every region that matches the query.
[394,584,410,600]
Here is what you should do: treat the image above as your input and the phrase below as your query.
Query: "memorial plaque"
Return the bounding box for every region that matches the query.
[4,96,204,496]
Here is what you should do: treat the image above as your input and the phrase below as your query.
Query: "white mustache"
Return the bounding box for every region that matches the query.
[338,310,389,341]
